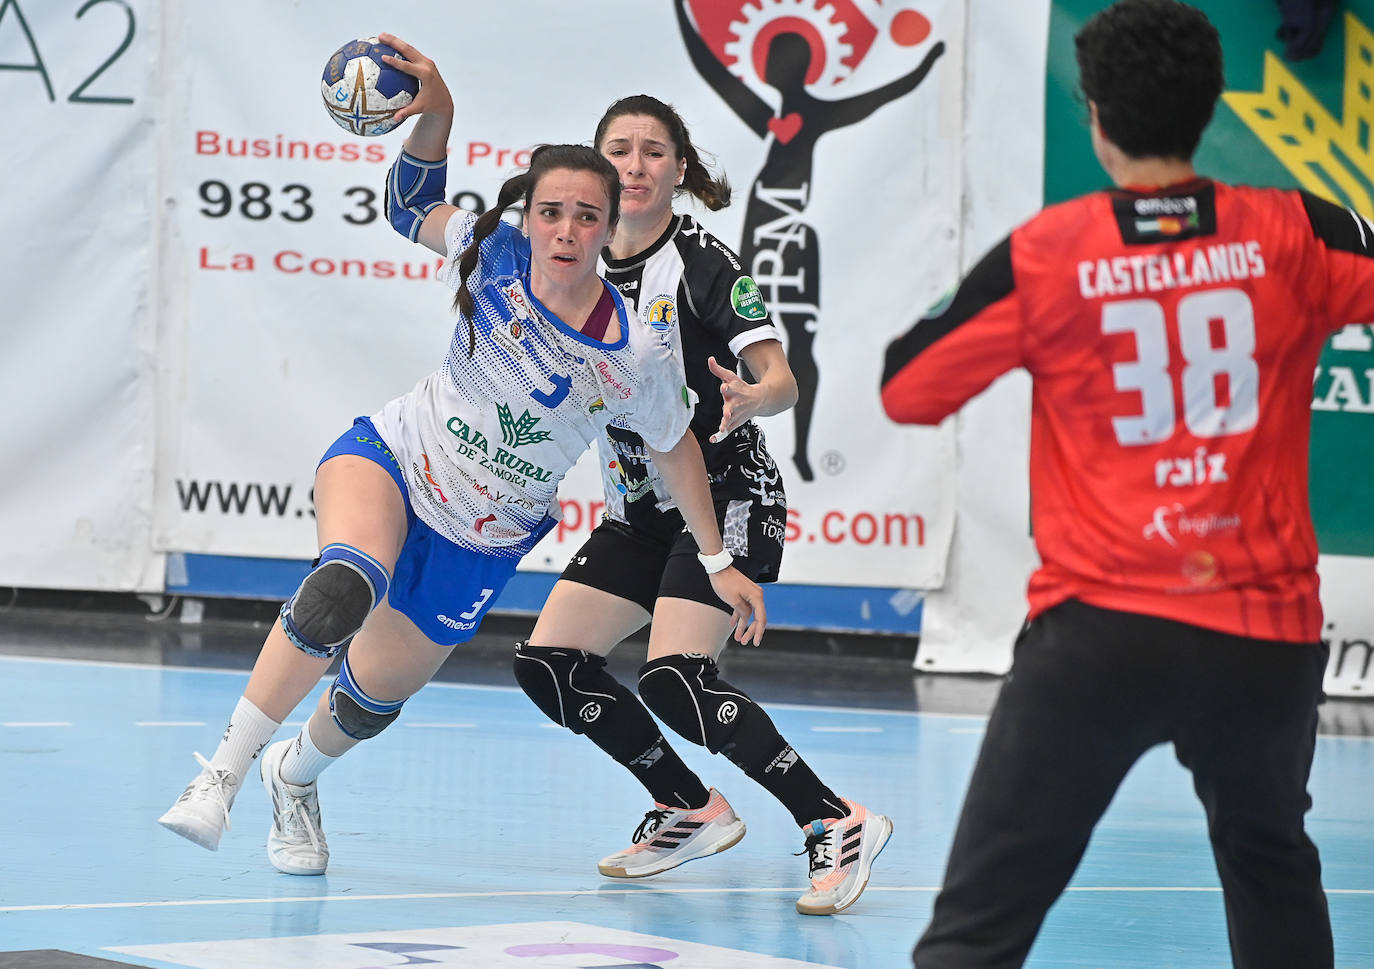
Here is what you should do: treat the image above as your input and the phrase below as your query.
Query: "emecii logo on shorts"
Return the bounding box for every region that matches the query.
[435,614,477,631]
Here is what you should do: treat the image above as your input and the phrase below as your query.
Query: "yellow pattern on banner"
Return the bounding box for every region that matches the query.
[1223,13,1374,216]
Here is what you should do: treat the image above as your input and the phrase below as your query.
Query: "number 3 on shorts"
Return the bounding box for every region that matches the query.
[458,588,494,621]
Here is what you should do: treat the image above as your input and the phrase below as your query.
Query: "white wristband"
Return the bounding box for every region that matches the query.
[697,548,734,574]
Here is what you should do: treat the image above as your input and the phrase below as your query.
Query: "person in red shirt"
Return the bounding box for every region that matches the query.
[883,1,1371,966]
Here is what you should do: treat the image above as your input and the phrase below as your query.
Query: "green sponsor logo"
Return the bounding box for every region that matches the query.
[730,275,768,320]
[496,402,552,448]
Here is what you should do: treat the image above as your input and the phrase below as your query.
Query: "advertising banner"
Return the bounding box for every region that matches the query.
[149,0,965,588]
[0,0,162,592]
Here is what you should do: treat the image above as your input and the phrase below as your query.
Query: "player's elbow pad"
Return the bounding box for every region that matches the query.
[386,151,447,242]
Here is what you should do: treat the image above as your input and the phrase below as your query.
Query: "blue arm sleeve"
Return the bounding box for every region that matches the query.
[386,151,448,242]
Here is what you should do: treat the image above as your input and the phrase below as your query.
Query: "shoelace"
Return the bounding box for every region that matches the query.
[276,779,324,854]
[632,808,671,845]
[798,825,835,877]
[185,751,233,832]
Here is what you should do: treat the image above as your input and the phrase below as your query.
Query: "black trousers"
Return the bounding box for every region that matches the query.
[912,599,1332,969]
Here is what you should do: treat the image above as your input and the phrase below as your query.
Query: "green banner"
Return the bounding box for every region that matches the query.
[1047,3,1374,555]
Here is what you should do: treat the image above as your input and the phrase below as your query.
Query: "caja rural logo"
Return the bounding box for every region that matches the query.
[1227,15,1374,375]
[676,0,945,480]
[1225,13,1374,220]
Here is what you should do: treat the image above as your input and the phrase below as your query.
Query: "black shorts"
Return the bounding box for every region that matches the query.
[560,500,785,614]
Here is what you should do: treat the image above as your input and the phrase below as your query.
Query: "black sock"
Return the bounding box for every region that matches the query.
[617,732,711,810]
[730,731,850,827]
[575,690,709,810]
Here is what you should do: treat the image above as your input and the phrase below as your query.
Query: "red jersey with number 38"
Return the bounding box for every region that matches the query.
[882,180,1374,642]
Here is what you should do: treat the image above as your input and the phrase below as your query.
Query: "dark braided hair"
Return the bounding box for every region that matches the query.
[1075,0,1223,160]
[593,94,732,211]
[451,144,621,354]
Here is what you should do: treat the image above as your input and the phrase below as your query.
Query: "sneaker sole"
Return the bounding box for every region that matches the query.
[267,843,328,876]
[597,819,747,878]
[795,815,894,916]
[157,813,221,851]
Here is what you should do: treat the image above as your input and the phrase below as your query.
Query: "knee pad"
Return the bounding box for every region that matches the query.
[639,653,778,764]
[514,643,626,735]
[329,654,404,740]
[280,543,390,659]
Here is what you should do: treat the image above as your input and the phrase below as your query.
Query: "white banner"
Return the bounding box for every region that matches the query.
[149,0,964,588]
[0,0,162,592]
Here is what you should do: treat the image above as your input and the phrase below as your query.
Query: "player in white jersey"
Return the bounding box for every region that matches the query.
[513,96,891,916]
[157,39,764,876]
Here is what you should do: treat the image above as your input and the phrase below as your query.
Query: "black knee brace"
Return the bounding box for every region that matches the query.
[281,543,390,659]
[638,653,784,769]
[514,643,651,762]
[329,654,404,740]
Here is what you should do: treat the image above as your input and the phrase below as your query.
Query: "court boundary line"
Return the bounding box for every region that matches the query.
[6,884,1373,913]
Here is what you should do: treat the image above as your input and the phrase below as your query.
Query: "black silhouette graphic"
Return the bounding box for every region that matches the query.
[676,0,944,480]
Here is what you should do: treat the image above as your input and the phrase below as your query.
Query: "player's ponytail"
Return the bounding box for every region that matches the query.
[679,136,731,212]
[452,172,530,354]
[594,94,732,211]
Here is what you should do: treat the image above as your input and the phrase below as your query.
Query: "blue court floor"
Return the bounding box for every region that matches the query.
[0,603,1372,969]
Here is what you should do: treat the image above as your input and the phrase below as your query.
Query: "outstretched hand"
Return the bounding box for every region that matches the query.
[708,355,765,444]
[708,566,767,645]
[377,33,453,123]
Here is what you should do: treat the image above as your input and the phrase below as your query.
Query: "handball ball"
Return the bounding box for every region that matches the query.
[321,37,418,137]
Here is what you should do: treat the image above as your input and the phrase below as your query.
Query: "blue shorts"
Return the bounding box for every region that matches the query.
[319,417,534,646]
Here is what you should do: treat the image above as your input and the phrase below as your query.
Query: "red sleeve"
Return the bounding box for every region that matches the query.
[881,235,1024,425]
[1299,191,1374,329]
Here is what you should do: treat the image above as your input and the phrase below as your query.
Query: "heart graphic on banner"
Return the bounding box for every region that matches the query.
[767,112,803,143]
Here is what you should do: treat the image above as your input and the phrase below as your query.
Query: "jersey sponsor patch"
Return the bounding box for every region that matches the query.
[730,275,768,320]
[1112,184,1217,244]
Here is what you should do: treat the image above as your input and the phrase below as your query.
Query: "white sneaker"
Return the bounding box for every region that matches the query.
[158,752,240,850]
[795,798,893,915]
[598,788,746,878]
[260,739,329,875]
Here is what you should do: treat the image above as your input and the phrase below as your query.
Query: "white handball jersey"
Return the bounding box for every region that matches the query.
[372,210,697,558]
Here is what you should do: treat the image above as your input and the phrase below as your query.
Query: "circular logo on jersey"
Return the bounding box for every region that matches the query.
[579,702,603,724]
[716,701,739,725]
[1182,550,1218,586]
[647,296,677,331]
[730,276,767,320]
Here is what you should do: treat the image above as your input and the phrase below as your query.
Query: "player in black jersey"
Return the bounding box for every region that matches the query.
[513,95,891,916]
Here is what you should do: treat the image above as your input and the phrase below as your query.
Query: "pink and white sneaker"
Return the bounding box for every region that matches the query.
[598,788,747,878]
[795,798,893,915]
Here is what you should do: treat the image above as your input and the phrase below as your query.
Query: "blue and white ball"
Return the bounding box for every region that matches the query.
[321,37,418,137]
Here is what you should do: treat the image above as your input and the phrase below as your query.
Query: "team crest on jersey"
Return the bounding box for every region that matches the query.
[647,296,677,331]
[491,317,526,360]
[730,275,767,320]
[588,396,606,414]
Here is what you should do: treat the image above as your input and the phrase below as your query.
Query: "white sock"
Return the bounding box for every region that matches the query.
[208,696,280,784]
[278,718,337,785]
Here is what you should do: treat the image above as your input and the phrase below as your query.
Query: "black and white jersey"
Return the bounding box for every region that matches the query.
[597,213,787,535]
